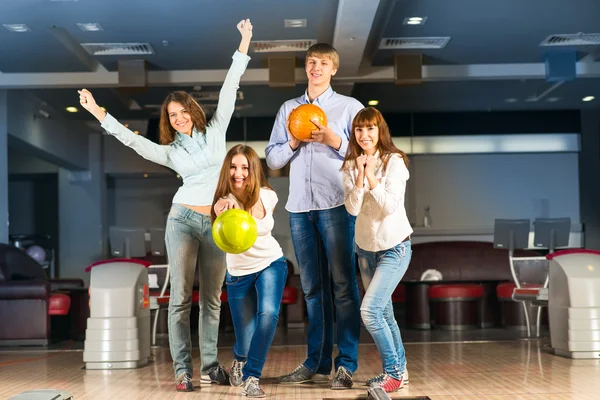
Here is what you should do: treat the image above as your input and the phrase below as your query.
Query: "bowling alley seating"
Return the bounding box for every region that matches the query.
[401,241,542,330]
[0,243,84,345]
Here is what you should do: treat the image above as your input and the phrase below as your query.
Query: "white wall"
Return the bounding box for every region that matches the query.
[409,153,580,228]
[108,176,180,228]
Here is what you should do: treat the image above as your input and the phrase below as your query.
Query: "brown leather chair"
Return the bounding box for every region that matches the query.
[0,243,83,345]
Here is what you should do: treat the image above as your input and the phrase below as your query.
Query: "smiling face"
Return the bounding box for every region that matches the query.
[167,101,193,136]
[229,154,249,192]
[355,124,380,156]
[305,55,337,88]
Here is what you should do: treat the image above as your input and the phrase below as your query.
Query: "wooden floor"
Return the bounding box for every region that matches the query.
[1,339,600,399]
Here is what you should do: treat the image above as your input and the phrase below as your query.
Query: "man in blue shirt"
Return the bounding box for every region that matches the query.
[265,43,363,390]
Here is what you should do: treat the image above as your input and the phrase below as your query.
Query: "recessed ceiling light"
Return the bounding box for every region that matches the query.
[143,173,148,178]
[100,107,106,112]
[403,17,427,25]
[368,100,379,106]
[582,96,595,102]
[134,130,140,135]
[284,19,307,28]
[546,97,560,103]
[65,106,78,113]
[504,98,518,103]
[77,23,103,32]
[3,24,31,32]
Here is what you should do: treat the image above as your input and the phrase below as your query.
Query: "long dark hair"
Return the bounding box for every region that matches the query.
[158,91,207,144]
[211,145,274,222]
[341,107,409,171]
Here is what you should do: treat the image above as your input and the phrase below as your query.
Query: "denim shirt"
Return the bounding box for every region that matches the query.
[265,87,363,212]
[101,51,250,206]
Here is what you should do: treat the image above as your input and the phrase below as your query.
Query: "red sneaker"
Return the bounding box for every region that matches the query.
[378,374,403,393]
[176,373,194,392]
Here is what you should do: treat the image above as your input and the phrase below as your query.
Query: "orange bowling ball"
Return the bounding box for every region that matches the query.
[288,104,328,141]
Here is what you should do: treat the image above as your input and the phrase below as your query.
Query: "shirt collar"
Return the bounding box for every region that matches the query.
[302,86,335,106]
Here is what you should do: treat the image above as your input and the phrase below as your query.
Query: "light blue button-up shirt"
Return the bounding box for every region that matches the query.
[100,51,250,206]
[265,87,363,212]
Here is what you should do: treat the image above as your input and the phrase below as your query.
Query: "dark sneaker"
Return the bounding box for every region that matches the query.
[201,365,229,385]
[279,364,314,384]
[330,366,353,390]
[175,372,194,392]
[230,359,245,387]
[242,376,265,398]
[366,368,408,386]
[376,374,403,393]
[365,372,386,386]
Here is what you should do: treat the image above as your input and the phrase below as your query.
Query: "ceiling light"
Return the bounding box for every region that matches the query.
[77,23,103,32]
[582,96,595,102]
[504,98,518,103]
[134,130,140,135]
[546,97,560,103]
[143,173,148,178]
[368,100,379,106]
[65,106,78,113]
[403,17,427,25]
[284,19,307,28]
[3,24,31,32]
[100,107,106,112]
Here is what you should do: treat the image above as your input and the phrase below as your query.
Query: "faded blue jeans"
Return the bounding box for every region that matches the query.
[165,204,227,378]
[290,205,361,375]
[226,256,288,379]
[357,241,411,380]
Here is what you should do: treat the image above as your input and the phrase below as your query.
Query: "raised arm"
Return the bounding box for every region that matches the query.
[343,161,366,216]
[207,19,252,135]
[368,155,409,216]
[78,89,170,167]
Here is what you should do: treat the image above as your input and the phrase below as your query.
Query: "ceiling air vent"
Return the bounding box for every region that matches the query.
[81,43,155,56]
[379,37,450,50]
[540,33,600,46]
[251,39,316,53]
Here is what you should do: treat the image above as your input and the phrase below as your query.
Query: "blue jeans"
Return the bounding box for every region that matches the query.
[357,241,411,380]
[289,205,361,374]
[165,204,227,378]
[226,257,288,379]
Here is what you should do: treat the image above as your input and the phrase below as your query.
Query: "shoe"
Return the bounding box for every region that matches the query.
[375,374,403,393]
[279,364,315,384]
[200,365,230,385]
[330,366,353,390]
[175,372,194,392]
[230,359,245,387]
[242,376,265,398]
[365,372,385,386]
[365,368,409,386]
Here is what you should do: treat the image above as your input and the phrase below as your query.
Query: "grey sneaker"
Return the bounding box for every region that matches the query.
[279,364,314,384]
[330,366,353,390]
[200,365,230,385]
[230,359,245,387]
[403,368,409,384]
[242,376,265,398]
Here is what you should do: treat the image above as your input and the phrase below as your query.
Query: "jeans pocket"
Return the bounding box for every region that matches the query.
[391,242,409,259]
[226,272,240,285]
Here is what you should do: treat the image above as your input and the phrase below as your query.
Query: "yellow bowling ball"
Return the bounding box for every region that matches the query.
[212,209,258,254]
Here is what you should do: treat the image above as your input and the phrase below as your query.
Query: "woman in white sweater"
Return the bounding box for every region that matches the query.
[341,107,412,394]
[212,144,287,398]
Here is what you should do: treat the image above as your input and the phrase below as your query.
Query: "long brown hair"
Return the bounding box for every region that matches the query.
[158,91,207,144]
[341,107,409,172]
[211,145,274,222]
